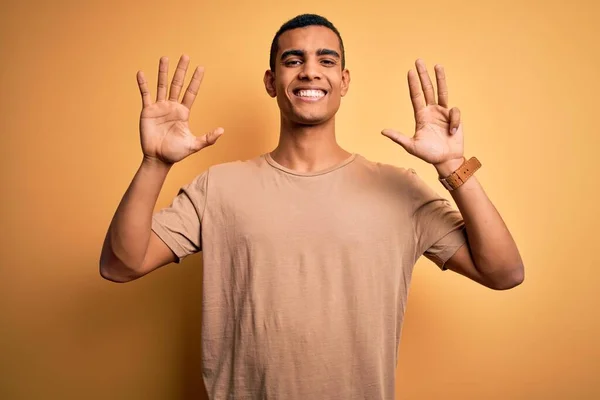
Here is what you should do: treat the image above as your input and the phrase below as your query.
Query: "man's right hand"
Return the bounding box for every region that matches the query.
[136,54,224,165]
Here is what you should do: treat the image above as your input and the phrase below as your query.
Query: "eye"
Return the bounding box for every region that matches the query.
[321,59,336,66]
[284,59,302,66]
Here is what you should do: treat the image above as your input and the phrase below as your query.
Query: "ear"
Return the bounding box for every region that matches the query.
[263,69,277,98]
[340,69,351,97]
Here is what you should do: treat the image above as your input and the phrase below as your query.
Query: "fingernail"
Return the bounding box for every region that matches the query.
[451,128,457,134]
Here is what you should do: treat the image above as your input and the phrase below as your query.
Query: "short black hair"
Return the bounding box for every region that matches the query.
[269,14,345,71]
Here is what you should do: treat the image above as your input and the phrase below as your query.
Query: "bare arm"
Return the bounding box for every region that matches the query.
[435,160,524,290]
[99,54,224,283]
[99,158,176,282]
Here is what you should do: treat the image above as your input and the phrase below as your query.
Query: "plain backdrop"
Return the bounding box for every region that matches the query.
[1,0,598,399]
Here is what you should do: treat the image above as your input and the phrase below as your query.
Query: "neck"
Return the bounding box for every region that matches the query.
[270,116,352,173]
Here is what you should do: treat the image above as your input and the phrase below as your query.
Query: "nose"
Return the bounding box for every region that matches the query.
[298,59,321,80]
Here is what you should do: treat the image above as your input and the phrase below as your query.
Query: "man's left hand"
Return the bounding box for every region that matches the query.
[381,59,464,167]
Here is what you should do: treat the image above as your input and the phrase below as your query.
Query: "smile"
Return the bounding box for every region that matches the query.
[293,89,327,102]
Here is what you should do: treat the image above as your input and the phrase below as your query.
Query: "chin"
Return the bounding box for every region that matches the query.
[292,116,328,126]
[290,110,332,125]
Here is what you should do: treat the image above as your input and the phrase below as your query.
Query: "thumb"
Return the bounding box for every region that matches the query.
[381,129,413,154]
[192,127,225,152]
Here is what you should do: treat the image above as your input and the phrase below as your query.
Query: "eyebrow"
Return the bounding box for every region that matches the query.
[280,48,341,61]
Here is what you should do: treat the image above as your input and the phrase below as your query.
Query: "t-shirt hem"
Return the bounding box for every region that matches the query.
[151,217,187,264]
[431,228,468,270]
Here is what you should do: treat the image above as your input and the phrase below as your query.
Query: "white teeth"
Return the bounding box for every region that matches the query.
[296,89,325,98]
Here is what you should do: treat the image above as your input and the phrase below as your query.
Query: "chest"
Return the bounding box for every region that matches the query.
[209,180,413,255]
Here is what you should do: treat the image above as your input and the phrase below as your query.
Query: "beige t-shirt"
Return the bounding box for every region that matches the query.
[151,152,466,400]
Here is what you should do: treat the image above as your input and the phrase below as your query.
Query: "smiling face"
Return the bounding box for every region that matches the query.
[264,25,350,126]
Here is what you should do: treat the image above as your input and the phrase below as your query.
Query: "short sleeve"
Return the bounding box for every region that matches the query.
[151,170,210,263]
[409,168,467,270]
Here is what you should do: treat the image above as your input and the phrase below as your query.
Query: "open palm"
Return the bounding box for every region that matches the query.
[137,55,224,165]
[382,59,463,165]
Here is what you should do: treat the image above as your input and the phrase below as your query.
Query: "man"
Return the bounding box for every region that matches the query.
[100,13,524,400]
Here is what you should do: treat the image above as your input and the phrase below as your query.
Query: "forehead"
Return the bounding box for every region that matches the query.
[277,25,341,54]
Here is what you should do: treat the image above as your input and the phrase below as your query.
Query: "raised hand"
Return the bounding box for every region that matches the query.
[136,55,224,165]
[381,59,463,166]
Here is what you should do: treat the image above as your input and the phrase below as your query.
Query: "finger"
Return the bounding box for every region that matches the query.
[137,70,152,108]
[381,129,414,155]
[181,66,205,110]
[169,54,191,102]
[415,59,437,106]
[408,70,425,114]
[435,64,449,108]
[449,107,461,133]
[157,56,169,102]
[192,127,225,152]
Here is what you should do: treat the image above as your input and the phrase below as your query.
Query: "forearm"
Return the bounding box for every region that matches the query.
[100,157,172,273]
[435,159,524,278]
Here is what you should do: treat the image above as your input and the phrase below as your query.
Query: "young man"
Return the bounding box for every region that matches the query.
[100,13,524,400]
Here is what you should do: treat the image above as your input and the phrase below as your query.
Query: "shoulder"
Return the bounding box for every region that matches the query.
[354,155,441,202]
[206,155,265,178]
[181,155,266,186]
[354,154,418,186]
[176,156,261,192]
[189,155,268,199]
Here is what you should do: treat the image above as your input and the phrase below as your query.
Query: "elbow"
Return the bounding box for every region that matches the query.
[99,263,144,283]
[488,264,525,290]
[99,252,143,283]
[99,265,132,283]
[99,262,135,283]
[99,234,147,283]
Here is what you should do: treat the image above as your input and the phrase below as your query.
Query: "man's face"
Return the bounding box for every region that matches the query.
[264,25,350,125]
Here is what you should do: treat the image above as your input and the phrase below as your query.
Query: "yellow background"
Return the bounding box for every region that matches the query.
[1,0,598,399]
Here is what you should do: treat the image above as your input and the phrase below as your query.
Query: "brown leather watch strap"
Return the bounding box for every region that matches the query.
[439,157,482,191]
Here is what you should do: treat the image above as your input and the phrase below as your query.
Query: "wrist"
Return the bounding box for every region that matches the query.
[434,157,465,178]
[141,155,173,173]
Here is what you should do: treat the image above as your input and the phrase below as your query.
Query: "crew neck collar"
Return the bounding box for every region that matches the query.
[264,152,357,177]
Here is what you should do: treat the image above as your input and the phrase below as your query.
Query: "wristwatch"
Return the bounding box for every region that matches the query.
[439,156,482,191]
